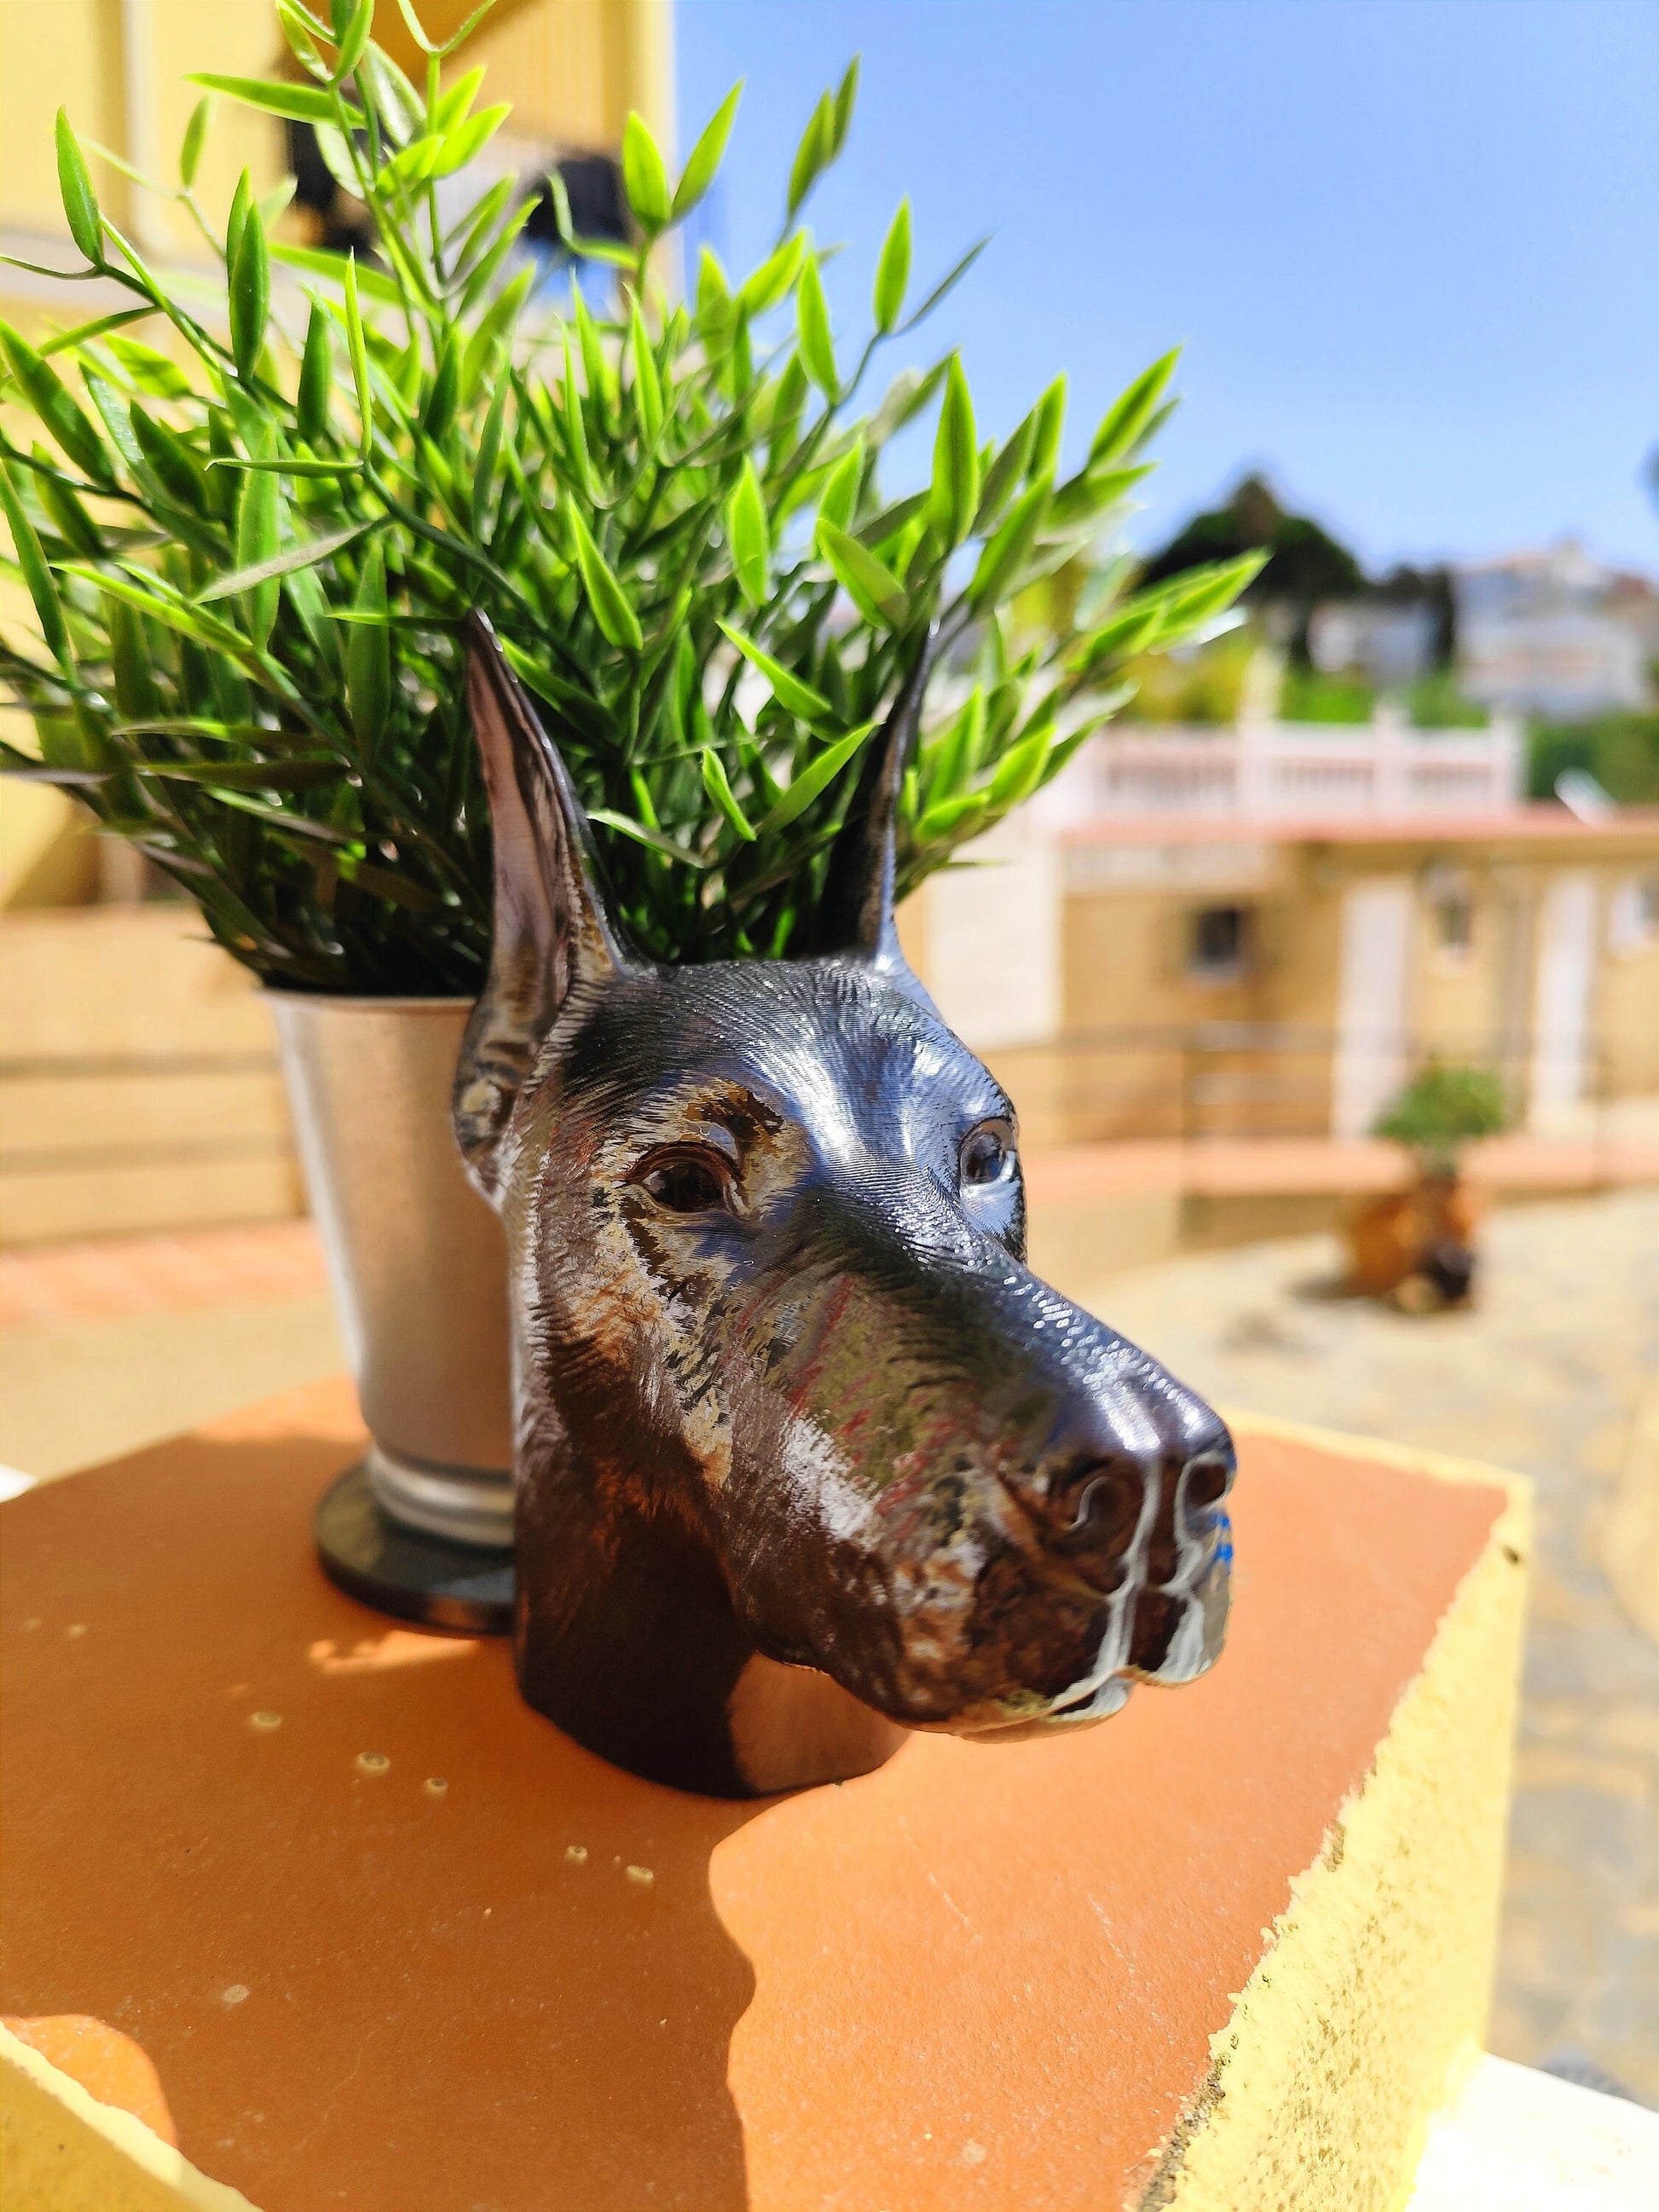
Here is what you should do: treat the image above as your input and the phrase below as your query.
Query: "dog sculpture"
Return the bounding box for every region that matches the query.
[454,614,1234,1796]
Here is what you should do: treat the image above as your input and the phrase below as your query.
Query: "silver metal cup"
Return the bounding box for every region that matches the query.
[268,993,513,1552]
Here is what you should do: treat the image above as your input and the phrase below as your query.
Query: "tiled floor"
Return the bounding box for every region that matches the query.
[0,1221,327,1331]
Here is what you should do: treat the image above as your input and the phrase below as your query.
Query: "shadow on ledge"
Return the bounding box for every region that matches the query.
[0,1428,763,2211]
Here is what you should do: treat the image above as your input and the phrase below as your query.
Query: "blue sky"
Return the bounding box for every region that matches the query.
[674,0,1659,577]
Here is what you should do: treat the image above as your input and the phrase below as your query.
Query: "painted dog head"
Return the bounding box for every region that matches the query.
[455,615,1234,1797]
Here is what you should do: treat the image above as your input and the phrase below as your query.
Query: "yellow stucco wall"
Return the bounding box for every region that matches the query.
[0,0,673,299]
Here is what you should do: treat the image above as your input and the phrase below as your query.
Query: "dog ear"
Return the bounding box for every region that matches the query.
[813,623,939,966]
[454,612,631,1197]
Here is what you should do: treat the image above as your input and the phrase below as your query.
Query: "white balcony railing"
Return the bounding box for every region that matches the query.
[1036,709,1525,828]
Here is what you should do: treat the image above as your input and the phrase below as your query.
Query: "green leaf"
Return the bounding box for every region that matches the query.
[471,378,509,534]
[1089,348,1180,466]
[928,355,979,548]
[621,111,671,233]
[141,758,341,791]
[271,242,403,306]
[36,308,153,361]
[434,65,486,132]
[916,790,990,844]
[185,73,359,127]
[1044,461,1152,533]
[106,332,193,398]
[297,303,332,443]
[33,467,102,559]
[898,237,986,333]
[817,438,864,534]
[197,517,377,604]
[61,565,276,674]
[330,0,374,83]
[795,255,836,396]
[0,459,71,665]
[180,96,213,188]
[421,330,459,441]
[346,537,390,756]
[235,468,282,647]
[433,104,509,176]
[986,724,1053,810]
[738,231,805,317]
[673,84,741,220]
[701,747,756,840]
[356,46,425,145]
[1137,551,1267,644]
[0,322,110,482]
[753,719,876,836]
[228,195,270,380]
[379,134,442,190]
[568,508,644,652]
[974,410,1037,533]
[923,687,984,800]
[697,245,732,347]
[1029,374,1066,482]
[816,517,908,628]
[787,91,834,218]
[717,620,835,725]
[559,329,595,498]
[969,477,1051,609]
[724,461,770,608]
[1068,604,1163,674]
[343,253,373,457]
[872,198,910,333]
[130,402,205,509]
[589,809,712,868]
[55,111,102,263]
[275,0,329,74]
[209,454,364,478]
[830,55,860,152]
[628,296,662,443]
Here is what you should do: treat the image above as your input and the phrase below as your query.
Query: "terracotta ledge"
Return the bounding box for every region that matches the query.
[1,1382,1528,2210]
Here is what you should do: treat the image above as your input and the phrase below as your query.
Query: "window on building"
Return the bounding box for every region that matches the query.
[1434,892,1474,954]
[1423,863,1475,958]
[1608,873,1659,956]
[1188,904,1251,979]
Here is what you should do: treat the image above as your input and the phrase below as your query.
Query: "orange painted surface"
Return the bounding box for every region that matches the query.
[0,1381,1504,2211]
[1,2013,177,2145]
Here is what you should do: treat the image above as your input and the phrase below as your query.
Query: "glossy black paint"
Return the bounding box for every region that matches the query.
[455,614,1234,1796]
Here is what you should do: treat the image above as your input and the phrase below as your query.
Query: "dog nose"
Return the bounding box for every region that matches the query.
[1042,1453,1147,1591]
[1127,1424,1235,1679]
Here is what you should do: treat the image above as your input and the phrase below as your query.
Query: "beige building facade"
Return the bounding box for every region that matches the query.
[905,811,1659,1152]
[1,0,673,1245]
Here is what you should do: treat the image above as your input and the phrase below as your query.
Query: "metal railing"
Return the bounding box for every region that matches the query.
[984,1022,1627,1153]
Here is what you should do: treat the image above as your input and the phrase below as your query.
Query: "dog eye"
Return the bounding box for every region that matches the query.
[636,1150,730,1214]
[961,1122,1014,1187]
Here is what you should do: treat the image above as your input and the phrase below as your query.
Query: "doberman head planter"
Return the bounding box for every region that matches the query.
[454,613,1234,1798]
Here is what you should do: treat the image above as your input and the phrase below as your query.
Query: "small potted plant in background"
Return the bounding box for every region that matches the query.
[1349,1062,1508,1311]
[1,0,1258,1613]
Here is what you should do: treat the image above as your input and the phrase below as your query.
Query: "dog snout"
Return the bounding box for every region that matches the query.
[1126,1426,1235,1682]
[1042,1453,1146,1591]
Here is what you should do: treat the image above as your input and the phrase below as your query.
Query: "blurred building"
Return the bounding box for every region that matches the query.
[902,713,1659,1152]
[1308,601,1439,687]
[1454,541,1659,720]
[0,0,671,1247]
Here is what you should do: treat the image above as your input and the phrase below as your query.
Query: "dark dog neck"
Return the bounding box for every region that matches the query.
[514,1445,905,1798]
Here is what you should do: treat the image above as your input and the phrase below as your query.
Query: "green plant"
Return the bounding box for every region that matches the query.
[1,0,1260,992]
[1373,1061,1507,1173]
[1528,710,1659,806]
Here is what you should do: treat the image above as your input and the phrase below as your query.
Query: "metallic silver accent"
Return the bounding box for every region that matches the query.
[269,993,514,1552]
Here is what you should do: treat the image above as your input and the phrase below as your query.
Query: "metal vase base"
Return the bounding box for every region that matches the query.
[268,990,520,1633]
[316,1460,515,1634]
